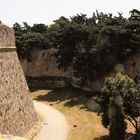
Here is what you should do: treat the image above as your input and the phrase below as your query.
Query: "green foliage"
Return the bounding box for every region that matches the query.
[13,9,140,139]
[13,9,140,89]
[16,32,48,61]
[100,73,140,139]
[50,10,140,91]
[109,111,126,140]
[100,94,110,128]
[13,22,49,61]
[32,24,48,33]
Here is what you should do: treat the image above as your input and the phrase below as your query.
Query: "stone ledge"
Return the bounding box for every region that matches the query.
[0,47,16,52]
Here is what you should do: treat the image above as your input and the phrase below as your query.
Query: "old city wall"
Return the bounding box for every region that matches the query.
[20,48,73,88]
[0,25,37,136]
[20,48,72,77]
[20,48,140,91]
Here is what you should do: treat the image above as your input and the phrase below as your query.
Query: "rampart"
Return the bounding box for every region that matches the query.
[0,24,37,136]
[20,47,140,92]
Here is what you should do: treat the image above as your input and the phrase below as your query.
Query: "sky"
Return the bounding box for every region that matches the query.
[0,0,139,27]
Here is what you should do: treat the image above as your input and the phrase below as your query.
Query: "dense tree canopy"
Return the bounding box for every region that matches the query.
[13,9,140,139]
[13,9,140,89]
[47,10,140,90]
[13,22,49,61]
[93,73,140,139]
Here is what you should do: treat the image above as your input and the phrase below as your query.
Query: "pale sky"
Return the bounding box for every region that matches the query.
[0,0,139,27]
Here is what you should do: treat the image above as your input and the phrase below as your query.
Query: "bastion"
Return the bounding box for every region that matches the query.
[0,24,37,136]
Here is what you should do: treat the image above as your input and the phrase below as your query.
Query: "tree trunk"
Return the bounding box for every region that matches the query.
[134,129,140,140]
[109,96,126,140]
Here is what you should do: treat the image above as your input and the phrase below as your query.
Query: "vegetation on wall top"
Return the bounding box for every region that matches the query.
[13,9,140,90]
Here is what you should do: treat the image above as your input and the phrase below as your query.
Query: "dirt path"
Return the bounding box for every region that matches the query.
[33,101,68,140]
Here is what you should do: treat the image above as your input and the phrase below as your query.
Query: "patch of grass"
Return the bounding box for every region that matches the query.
[31,88,134,140]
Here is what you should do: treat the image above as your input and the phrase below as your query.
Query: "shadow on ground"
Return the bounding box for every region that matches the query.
[93,135,110,140]
[33,87,93,109]
[94,133,135,140]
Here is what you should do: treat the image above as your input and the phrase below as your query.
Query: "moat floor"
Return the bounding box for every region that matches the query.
[33,101,68,140]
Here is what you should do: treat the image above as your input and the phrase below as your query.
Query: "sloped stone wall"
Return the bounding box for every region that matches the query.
[0,25,37,136]
[0,25,15,48]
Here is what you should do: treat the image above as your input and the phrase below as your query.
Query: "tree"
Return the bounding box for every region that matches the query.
[17,32,48,61]
[32,23,48,33]
[129,9,140,20]
[100,73,140,139]
[13,10,140,92]
[13,23,24,36]
[51,12,129,92]
[13,22,49,61]
[50,14,100,91]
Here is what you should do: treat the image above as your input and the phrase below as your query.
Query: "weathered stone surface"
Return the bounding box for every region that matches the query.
[26,76,70,89]
[1,134,27,140]
[0,25,15,48]
[0,25,37,136]
[20,47,140,91]
[20,48,72,77]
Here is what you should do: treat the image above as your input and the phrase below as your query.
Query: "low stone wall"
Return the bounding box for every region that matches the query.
[26,76,70,89]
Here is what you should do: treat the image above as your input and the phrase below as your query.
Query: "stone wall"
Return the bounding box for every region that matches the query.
[20,48,72,78]
[20,48,73,89]
[0,25,15,48]
[20,47,140,92]
[0,25,37,136]
[20,48,106,92]
[26,76,70,89]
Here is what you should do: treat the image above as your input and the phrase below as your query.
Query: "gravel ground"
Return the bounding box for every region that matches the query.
[33,101,68,140]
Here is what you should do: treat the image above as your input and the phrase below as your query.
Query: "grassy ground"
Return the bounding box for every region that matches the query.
[31,88,134,140]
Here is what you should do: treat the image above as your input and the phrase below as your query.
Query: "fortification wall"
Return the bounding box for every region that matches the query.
[20,47,140,92]
[0,25,15,48]
[20,48,72,78]
[0,25,37,136]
